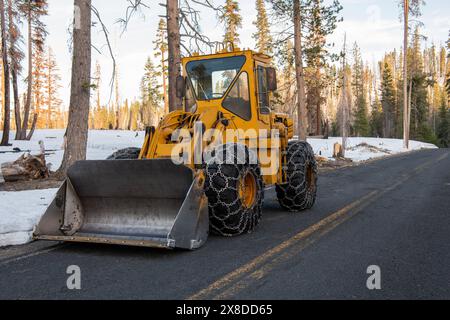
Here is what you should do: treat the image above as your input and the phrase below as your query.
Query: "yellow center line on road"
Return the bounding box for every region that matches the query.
[0,244,68,267]
[188,151,450,300]
[188,190,378,300]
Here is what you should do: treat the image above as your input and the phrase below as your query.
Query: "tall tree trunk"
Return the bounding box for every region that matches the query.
[403,0,409,149]
[11,70,21,137]
[26,113,37,140]
[57,0,92,175]
[162,49,169,114]
[167,0,182,112]
[19,7,32,140]
[341,33,348,156]
[293,0,307,141]
[0,0,10,146]
[7,0,22,139]
[315,66,321,136]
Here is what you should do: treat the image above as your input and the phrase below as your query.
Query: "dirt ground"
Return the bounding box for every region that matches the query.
[0,178,63,192]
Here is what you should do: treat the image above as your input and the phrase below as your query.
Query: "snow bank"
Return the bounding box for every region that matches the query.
[0,130,438,247]
[0,130,145,170]
[308,137,438,162]
[0,189,58,247]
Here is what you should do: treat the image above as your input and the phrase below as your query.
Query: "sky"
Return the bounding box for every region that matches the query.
[25,0,450,109]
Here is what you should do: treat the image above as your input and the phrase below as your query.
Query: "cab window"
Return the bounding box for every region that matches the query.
[185,80,196,112]
[222,72,251,121]
[186,56,246,100]
[257,66,270,114]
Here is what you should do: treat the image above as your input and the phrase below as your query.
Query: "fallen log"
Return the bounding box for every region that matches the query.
[0,141,50,183]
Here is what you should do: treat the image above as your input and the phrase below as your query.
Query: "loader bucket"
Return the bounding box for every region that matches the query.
[33,160,209,250]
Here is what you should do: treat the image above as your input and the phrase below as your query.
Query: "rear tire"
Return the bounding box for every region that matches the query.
[204,144,264,237]
[107,148,141,160]
[276,141,318,211]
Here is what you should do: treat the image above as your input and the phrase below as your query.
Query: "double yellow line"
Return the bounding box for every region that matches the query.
[188,151,449,300]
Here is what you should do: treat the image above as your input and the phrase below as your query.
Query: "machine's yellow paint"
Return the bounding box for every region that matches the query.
[139,48,294,187]
[238,172,257,209]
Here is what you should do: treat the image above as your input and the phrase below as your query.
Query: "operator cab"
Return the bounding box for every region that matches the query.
[177,48,277,122]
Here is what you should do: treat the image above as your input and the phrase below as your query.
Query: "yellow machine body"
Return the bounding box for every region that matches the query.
[139,49,294,187]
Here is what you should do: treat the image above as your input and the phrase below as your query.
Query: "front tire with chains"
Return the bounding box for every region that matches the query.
[204,144,264,237]
[276,141,318,211]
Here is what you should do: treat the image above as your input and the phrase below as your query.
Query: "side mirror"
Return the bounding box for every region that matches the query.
[176,75,186,98]
[267,67,278,92]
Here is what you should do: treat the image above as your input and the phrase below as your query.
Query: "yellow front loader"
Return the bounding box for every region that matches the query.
[34,47,318,250]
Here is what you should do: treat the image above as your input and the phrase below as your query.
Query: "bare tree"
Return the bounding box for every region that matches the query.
[57,0,92,175]
[0,0,11,146]
[120,0,220,113]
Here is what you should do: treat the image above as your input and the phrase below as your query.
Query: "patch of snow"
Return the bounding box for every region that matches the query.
[0,129,145,168]
[0,189,58,247]
[307,137,438,162]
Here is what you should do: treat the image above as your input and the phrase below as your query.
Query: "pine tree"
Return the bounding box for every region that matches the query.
[253,0,273,54]
[42,47,62,129]
[219,0,242,46]
[114,66,120,129]
[446,30,450,98]
[399,0,424,149]
[141,57,162,127]
[153,18,169,115]
[18,0,48,140]
[90,61,102,129]
[381,62,396,138]
[0,0,11,146]
[408,27,430,140]
[370,93,383,137]
[352,43,369,136]
[303,0,342,135]
[7,0,25,137]
[32,46,45,128]
[436,91,449,147]
[276,40,296,115]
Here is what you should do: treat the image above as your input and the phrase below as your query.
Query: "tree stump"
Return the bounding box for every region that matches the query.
[333,143,344,158]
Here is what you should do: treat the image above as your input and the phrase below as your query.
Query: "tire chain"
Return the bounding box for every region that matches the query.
[276,141,318,211]
[205,144,264,237]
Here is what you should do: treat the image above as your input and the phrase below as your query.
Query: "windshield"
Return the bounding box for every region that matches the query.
[186,56,246,100]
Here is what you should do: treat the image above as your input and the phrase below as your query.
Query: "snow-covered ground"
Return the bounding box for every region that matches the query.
[308,137,438,162]
[0,129,145,170]
[0,130,438,248]
[0,189,58,247]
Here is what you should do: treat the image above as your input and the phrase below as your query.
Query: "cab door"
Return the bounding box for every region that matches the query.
[255,64,271,126]
[255,64,279,185]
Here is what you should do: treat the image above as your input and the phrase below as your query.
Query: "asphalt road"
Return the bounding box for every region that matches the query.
[1,149,449,300]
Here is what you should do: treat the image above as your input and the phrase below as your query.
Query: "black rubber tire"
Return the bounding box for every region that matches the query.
[107,147,141,160]
[276,141,318,211]
[204,143,264,237]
